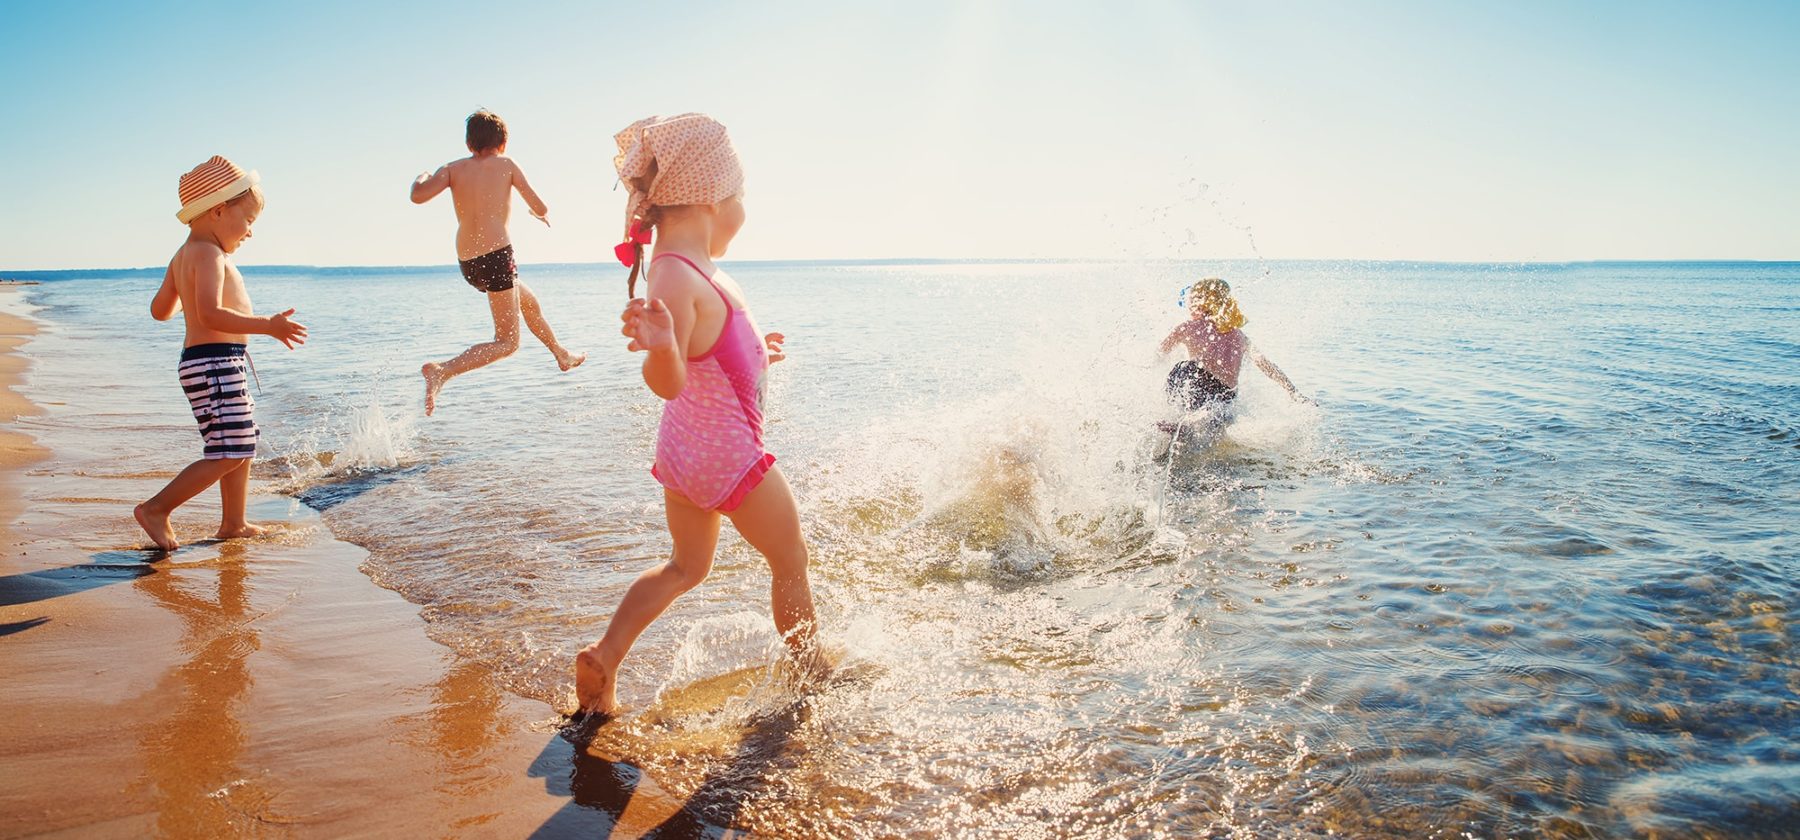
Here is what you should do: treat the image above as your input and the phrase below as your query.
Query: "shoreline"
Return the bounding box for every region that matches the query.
[0,288,700,837]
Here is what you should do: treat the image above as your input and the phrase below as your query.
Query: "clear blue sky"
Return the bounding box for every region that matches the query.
[3,0,1796,269]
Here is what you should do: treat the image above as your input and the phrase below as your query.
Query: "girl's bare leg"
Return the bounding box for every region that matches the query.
[724,466,819,662]
[422,289,522,415]
[516,282,585,371]
[576,490,722,714]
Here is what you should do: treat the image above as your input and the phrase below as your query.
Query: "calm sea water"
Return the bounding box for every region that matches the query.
[12,259,1800,837]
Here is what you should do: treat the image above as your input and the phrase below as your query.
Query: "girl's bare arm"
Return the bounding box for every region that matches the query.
[1248,342,1306,401]
[1158,323,1187,356]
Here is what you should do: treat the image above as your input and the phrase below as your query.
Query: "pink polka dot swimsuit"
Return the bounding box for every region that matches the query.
[649,254,775,512]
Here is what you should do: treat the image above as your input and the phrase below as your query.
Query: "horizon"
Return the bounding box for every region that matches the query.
[3,255,1800,280]
[5,257,1800,280]
[4,1,1798,269]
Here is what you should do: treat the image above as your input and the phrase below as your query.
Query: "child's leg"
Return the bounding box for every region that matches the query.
[515,282,585,371]
[215,458,264,540]
[722,466,819,661]
[421,289,523,415]
[575,491,722,714]
[134,457,248,551]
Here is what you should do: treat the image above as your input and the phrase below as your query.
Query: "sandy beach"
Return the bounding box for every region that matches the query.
[0,288,707,838]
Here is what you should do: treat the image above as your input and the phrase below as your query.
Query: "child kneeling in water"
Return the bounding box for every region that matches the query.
[575,114,818,717]
[1158,278,1308,440]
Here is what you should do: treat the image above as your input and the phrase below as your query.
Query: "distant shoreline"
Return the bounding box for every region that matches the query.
[5,257,1798,280]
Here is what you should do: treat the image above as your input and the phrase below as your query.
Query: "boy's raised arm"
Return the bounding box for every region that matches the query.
[511,163,550,226]
[411,165,450,204]
[190,253,308,348]
[150,258,182,321]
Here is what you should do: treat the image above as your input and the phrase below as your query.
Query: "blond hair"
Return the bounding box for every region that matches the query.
[1187,278,1247,333]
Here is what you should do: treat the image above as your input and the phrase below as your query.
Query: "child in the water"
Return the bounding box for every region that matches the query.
[1158,278,1309,428]
[136,156,307,551]
[574,114,818,718]
[410,110,584,416]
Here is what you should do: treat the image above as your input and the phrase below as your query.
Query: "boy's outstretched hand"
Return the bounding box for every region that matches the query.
[764,332,786,363]
[267,309,308,349]
[621,298,676,354]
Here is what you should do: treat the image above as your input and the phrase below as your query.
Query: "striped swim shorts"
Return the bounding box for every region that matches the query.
[179,343,258,460]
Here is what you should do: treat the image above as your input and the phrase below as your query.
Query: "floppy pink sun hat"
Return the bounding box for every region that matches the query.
[611,113,744,262]
[176,155,260,224]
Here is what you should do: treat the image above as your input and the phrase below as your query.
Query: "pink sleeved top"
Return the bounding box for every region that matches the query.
[1169,318,1249,388]
[648,253,775,512]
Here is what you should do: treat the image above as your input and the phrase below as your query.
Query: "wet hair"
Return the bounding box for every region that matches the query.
[1188,277,1247,333]
[466,110,507,153]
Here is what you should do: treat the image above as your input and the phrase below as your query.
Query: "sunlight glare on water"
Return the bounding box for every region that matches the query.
[15,257,1800,837]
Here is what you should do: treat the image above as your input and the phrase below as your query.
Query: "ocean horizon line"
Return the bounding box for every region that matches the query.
[4,257,1799,281]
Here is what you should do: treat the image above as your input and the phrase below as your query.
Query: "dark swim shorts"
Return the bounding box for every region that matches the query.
[460,245,518,293]
[1165,360,1237,411]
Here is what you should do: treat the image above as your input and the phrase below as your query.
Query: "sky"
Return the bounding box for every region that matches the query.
[1,0,1796,269]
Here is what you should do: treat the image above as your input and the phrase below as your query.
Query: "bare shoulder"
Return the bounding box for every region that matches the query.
[176,238,226,267]
[645,255,713,302]
[170,240,225,300]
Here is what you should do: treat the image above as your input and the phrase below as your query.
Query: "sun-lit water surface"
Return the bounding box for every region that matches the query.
[14,259,1799,837]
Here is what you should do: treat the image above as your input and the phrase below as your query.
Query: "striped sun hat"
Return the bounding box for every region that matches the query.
[176,155,260,223]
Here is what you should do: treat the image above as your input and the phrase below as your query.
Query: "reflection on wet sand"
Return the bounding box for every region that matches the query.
[131,541,291,833]
[398,657,516,833]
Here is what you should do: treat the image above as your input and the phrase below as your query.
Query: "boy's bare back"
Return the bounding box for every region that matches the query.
[416,154,548,261]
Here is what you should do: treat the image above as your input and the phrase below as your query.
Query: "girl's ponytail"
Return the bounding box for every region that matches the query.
[619,205,656,299]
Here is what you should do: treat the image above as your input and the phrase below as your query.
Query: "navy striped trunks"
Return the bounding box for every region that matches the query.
[179,343,258,460]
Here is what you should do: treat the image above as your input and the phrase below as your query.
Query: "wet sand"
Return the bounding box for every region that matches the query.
[0,290,708,838]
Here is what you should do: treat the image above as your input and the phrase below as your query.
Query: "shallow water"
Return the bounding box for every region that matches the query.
[13,259,1800,837]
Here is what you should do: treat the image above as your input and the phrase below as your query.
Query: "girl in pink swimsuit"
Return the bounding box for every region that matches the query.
[575,114,819,718]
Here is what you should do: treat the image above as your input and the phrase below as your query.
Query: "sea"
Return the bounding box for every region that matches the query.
[8,258,1798,837]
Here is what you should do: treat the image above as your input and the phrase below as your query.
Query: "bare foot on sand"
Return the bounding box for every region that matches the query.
[216,523,267,540]
[556,350,587,373]
[421,362,447,416]
[574,646,619,716]
[134,503,179,552]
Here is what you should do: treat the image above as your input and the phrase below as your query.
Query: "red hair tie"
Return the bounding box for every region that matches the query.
[614,219,653,266]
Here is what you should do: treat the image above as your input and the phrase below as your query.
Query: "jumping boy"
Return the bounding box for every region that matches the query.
[411,110,584,415]
[135,155,308,551]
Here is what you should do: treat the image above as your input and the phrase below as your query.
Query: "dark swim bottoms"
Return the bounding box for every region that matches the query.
[1165,360,1236,411]
[459,245,517,293]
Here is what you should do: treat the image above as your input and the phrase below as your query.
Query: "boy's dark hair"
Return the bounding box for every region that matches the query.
[466,110,507,152]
